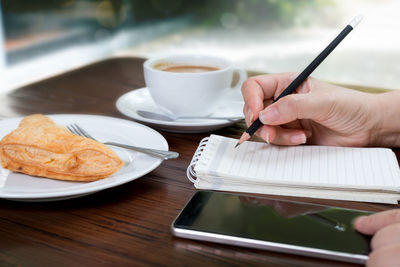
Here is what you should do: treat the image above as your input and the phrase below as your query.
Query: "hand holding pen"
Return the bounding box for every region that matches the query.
[241,73,385,147]
[237,15,364,147]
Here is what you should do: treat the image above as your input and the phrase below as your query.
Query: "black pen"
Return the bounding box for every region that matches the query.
[236,15,363,148]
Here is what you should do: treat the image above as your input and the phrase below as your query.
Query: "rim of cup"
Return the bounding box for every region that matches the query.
[143,55,232,75]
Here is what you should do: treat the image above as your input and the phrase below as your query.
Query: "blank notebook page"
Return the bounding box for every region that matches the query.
[194,135,400,191]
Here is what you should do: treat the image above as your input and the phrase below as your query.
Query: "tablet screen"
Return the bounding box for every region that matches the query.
[174,191,372,255]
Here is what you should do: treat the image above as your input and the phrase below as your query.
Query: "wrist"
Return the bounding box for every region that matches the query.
[371,91,400,147]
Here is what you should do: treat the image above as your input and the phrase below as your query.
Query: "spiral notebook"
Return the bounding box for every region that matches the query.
[187,135,400,204]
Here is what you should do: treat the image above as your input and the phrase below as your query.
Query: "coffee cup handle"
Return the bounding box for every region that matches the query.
[231,67,248,90]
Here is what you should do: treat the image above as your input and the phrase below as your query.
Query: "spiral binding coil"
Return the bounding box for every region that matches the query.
[186,137,210,183]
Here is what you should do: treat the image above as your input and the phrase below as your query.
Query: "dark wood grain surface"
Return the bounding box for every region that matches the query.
[0,57,398,267]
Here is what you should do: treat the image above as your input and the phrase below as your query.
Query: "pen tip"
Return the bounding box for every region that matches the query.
[236,132,250,148]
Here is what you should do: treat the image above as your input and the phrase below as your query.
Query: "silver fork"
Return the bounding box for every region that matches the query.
[66,124,179,160]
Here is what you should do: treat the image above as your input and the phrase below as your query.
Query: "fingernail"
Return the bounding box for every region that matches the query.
[247,108,254,123]
[260,107,279,124]
[290,133,306,144]
[260,127,269,143]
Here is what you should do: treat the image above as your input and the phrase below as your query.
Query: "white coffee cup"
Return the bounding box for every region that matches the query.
[143,55,247,117]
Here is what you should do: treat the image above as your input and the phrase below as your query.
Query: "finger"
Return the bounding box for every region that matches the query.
[367,244,400,267]
[281,121,313,139]
[241,77,267,123]
[243,100,273,126]
[248,98,273,126]
[280,120,303,130]
[259,125,308,145]
[271,127,308,145]
[258,91,331,126]
[243,104,255,126]
[245,73,307,98]
[371,223,400,250]
[241,73,302,122]
[256,125,273,143]
[354,209,400,235]
[248,124,269,143]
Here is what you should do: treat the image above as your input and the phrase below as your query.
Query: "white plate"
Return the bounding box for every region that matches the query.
[116,88,244,133]
[0,114,168,201]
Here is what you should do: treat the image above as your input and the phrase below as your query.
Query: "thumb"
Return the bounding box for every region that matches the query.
[354,209,400,235]
[259,93,321,125]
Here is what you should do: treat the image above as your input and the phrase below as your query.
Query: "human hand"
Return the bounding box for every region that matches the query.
[241,73,391,147]
[355,209,400,266]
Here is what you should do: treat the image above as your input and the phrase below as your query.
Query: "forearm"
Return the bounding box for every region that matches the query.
[373,91,400,147]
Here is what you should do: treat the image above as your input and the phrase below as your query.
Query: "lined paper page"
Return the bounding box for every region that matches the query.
[195,135,400,190]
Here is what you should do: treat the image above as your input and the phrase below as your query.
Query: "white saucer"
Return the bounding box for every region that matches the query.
[0,114,168,201]
[116,88,244,133]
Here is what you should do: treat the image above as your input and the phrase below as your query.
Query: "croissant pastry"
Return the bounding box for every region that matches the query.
[0,114,124,181]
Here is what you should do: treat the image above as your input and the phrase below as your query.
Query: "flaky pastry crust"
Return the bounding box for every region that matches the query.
[0,114,124,181]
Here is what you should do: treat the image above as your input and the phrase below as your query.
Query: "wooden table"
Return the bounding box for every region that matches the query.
[0,57,398,267]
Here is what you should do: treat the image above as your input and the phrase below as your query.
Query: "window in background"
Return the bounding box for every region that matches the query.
[118,0,400,90]
[1,0,400,91]
[1,0,195,90]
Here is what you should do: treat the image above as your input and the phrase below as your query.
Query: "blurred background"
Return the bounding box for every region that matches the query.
[1,0,400,91]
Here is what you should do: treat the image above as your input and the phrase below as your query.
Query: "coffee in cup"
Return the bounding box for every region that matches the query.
[153,63,220,73]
